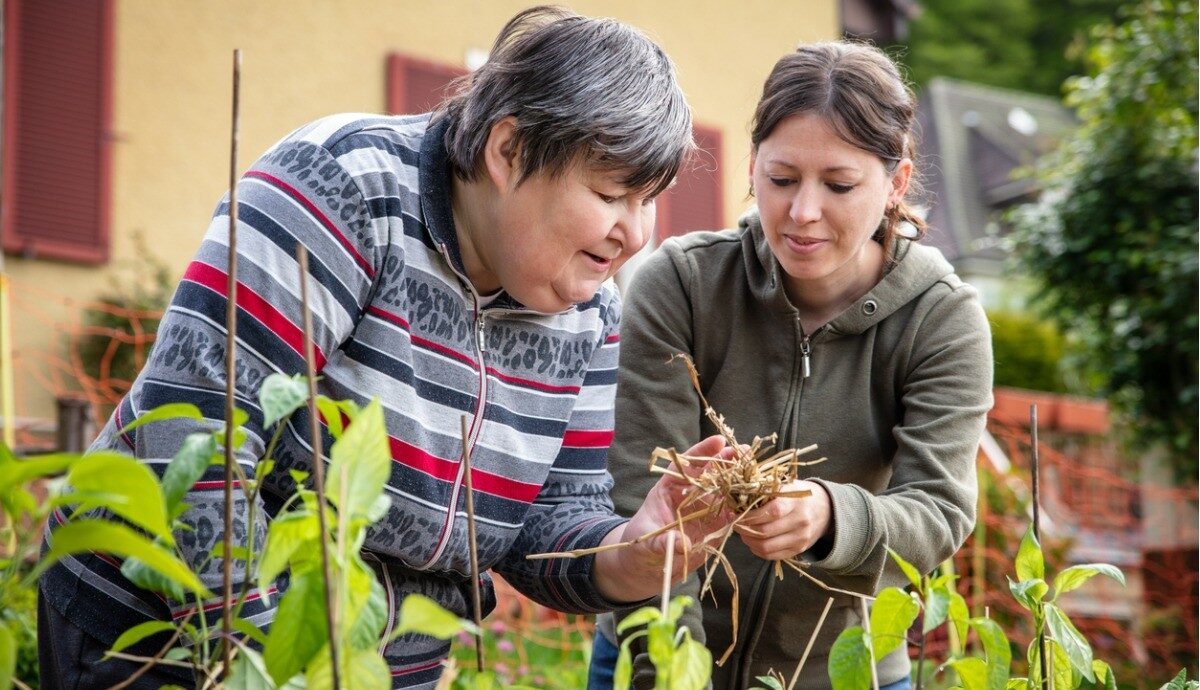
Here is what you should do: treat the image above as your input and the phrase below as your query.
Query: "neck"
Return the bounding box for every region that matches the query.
[449,176,501,295]
[785,241,885,333]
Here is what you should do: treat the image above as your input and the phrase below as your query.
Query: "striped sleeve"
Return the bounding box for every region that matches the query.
[109,136,388,629]
[492,290,629,614]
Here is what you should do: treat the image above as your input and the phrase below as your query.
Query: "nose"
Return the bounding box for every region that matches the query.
[789,185,821,226]
[615,199,651,255]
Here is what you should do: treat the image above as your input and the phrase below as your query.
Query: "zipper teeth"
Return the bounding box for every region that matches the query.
[420,242,489,571]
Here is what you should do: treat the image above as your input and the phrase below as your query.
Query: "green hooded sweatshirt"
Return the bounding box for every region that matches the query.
[597,211,993,689]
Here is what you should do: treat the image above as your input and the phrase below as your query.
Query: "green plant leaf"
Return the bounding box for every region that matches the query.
[1092,660,1118,690]
[28,520,208,596]
[645,619,674,674]
[234,618,269,647]
[264,569,329,684]
[616,606,661,634]
[327,399,391,519]
[260,374,311,429]
[924,586,952,634]
[1052,563,1126,598]
[1045,603,1094,681]
[951,658,989,690]
[67,451,173,542]
[1160,669,1194,690]
[1006,680,1031,690]
[162,433,218,517]
[828,626,872,690]
[670,632,712,690]
[887,546,923,591]
[108,620,179,654]
[365,494,391,523]
[315,396,346,439]
[870,587,920,658]
[667,594,695,624]
[117,403,204,434]
[969,617,1011,690]
[306,645,389,690]
[258,512,319,598]
[0,452,76,491]
[948,591,971,643]
[349,575,389,651]
[122,555,188,601]
[614,633,641,690]
[1016,525,1045,582]
[1028,638,1073,690]
[755,676,786,690]
[225,645,275,690]
[0,625,15,690]
[392,593,474,641]
[1008,577,1049,610]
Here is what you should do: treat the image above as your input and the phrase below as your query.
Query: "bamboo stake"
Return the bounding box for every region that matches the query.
[460,415,485,673]
[220,48,242,677]
[861,597,880,690]
[299,245,341,689]
[1031,404,1050,690]
[787,596,834,690]
[661,530,677,617]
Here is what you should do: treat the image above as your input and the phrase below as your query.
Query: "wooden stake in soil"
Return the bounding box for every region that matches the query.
[460,415,485,673]
[220,48,242,677]
[299,245,342,689]
[861,597,880,690]
[1031,404,1051,690]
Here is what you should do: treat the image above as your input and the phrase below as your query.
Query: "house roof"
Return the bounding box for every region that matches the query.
[916,78,1075,272]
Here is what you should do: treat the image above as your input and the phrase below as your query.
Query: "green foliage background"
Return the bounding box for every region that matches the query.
[1008,1,1199,476]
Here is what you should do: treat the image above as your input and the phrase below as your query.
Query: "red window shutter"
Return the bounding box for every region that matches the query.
[386,53,468,115]
[2,0,114,264]
[656,124,724,242]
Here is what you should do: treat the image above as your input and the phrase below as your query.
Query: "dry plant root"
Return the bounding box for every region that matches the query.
[526,354,843,666]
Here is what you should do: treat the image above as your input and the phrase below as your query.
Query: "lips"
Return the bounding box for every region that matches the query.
[783,235,826,255]
[582,250,614,271]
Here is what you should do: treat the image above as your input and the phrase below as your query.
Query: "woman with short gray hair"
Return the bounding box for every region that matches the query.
[37,7,731,689]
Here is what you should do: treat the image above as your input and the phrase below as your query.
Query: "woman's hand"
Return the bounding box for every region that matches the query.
[733,480,832,561]
[594,435,736,602]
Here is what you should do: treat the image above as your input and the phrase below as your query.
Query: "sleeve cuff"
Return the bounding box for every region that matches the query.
[805,479,875,573]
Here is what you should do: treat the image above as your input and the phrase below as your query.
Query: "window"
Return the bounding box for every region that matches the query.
[2,0,114,264]
[656,123,724,241]
[386,53,468,115]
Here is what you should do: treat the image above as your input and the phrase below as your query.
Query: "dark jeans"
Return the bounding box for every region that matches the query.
[37,592,193,690]
[587,631,913,690]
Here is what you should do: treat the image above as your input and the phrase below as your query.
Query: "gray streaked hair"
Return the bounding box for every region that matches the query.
[440,5,693,197]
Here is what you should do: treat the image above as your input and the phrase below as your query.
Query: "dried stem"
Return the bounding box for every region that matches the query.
[298,245,341,689]
[220,47,242,677]
[787,596,834,690]
[661,529,677,617]
[106,611,197,690]
[461,415,485,673]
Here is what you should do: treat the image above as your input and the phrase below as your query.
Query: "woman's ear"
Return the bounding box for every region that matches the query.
[888,158,913,207]
[483,116,521,192]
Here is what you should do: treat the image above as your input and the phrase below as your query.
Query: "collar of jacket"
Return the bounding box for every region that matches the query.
[417,115,535,312]
[739,208,957,336]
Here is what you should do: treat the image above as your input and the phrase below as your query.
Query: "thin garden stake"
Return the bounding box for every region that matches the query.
[220,48,241,676]
[787,595,834,690]
[1031,404,1051,690]
[861,597,880,690]
[460,414,485,673]
[299,245,342,689]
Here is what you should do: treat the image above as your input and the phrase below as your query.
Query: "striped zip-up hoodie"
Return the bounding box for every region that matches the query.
[41,113,630,688]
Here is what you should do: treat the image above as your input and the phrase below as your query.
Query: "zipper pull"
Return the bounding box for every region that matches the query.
[800,336,812,378]
[476,313,487,353]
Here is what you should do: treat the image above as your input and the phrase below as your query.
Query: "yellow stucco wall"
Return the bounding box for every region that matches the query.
[3,0,837,427]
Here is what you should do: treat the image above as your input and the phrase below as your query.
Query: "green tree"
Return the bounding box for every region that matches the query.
[903,0,1127,96]
[1008,1,1199,476]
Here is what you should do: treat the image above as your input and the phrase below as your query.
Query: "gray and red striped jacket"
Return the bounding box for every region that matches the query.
[41,113,629,688]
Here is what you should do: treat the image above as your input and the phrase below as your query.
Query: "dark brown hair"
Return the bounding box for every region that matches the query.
[751,41,925,255]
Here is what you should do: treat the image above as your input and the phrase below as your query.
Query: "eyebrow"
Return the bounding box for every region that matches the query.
[765,160,863,174]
